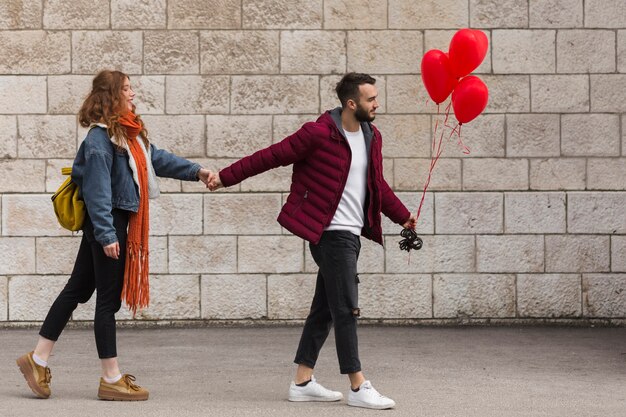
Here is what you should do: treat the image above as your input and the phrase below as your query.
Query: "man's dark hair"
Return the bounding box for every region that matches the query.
[335,72,376,107]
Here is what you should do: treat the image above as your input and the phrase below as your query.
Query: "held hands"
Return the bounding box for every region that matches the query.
[197,168,223,191]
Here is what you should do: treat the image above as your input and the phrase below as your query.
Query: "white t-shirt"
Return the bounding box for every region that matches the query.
[325,126,368,236]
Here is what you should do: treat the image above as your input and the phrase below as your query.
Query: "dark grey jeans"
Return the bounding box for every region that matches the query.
[294,230,362,374]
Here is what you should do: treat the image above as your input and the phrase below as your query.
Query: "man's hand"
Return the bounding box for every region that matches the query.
[103,242,120,259]
[208,173,223,191]
[402,214,417,230]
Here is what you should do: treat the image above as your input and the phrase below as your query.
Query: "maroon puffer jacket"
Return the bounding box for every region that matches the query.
[219,108,410,245]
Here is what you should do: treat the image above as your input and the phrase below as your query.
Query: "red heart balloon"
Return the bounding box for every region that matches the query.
[448,29,489,78]
[451,75,489,124]
[420,49,458,104]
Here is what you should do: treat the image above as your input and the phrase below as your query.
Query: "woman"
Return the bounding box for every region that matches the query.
[16,70,212,401]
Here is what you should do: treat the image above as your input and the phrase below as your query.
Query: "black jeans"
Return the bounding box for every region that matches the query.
[294,230,362,374]
[39,209,129,359]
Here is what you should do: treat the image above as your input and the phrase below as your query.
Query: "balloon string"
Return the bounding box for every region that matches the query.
[449,123,470,155]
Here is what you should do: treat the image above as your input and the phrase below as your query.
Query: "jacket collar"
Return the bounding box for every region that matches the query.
[327,107,373,156]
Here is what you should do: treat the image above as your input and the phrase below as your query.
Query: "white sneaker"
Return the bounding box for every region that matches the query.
[347,380,396,409]
[288,375,343,402]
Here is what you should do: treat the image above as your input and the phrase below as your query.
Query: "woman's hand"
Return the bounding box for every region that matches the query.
[103,242,120,259]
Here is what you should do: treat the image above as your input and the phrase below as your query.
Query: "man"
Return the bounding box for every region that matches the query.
[208,73,416,410]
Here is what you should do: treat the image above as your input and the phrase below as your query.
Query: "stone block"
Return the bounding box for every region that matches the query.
[357,239,385,273]
[72,31,142,74]
[9,275,68,320]
[394,158,461,192]
[529,0,583,28]
[561,114,620,157]
[617,30,626,73]
[320,75,386,114]
[0,159,45,193]
[568,192,626,234]
[385,235,475,273]
[504,192,566,233]
[36,236,80,274]
[441,114,504,157]
[0,76,46,114]
[112,0,166,29]
[374,115,430,158]
[557,30,615,73]
[435,193,503,234]
[165,76,229,114]
[0,31,70,74]
[386,75,430,114]
[476,235,544,273]
[238,236,304,273]
[583,274,626,317]
[149,194,203,235]
[360,274,432,318]
[424,30,491,74]
[588,158,626,190]
[200,31,279,74]
[0,116,17,158]
[591,75,626,112]
[130,76,165,115]
[492,30,555,74]
[167,0,241,29]
[546,235,609,273]
[273,115,319,143]
[0,238,36,274]
[531,75,589,113]
[2,195,68,236]
[381,191,434,235]
[434,274,515,318]
[529,158,586,190]
[240,165,293,192]
[137,275,200,320]
[506,114,560,157]
[611,237,626,272]
[584,0,626,28]
[0,276,6,320]
[324,0,387,29]
[281,31,345,74]
[149,236,168,274]
[267,274,315,319]
[43,0,109,29]
[348,31,423,74]
[45,159,73,193]
[243,0,322,29]
[481,75,530,113]
[18,115,77,158]
[204,194,282,235]
[231,76,318,114]
[389,0,467,29]
[141,115,204,157]
[463,158,529,190]
[47,75,92,115]
[201,274,266,319]
[517,274,582,317]
[205,115,272,158]
[144,31,199,74]
[470,0,527,28]
[0,0,41,29]
[169,235,237,274]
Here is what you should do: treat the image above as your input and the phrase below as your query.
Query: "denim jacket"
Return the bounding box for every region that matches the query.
[72,125,201,246]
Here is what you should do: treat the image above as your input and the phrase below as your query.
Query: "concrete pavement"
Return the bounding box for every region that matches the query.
[1,326,625,417]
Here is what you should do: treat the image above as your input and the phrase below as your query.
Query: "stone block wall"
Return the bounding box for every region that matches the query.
[1,0,625,324]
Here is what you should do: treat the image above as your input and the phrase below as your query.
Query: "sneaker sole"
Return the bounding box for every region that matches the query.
[16,356,49,399]
[98,389,149,401]
[288,395,343,402]
[347,399,395,410]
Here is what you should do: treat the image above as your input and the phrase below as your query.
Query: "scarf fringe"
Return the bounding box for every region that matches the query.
[122,240,150,316]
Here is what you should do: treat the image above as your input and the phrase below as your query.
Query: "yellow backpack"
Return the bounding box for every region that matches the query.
[51,167,85,231]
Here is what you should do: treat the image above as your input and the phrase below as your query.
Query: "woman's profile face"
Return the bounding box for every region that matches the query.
[121,77,135,112]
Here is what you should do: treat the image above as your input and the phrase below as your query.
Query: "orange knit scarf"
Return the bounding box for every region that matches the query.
[118,112,150,315]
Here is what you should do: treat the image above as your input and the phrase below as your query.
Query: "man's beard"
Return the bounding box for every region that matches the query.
[354,103,375,122]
